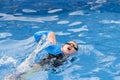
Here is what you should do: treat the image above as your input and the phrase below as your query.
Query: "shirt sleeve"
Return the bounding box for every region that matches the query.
[44,45,63,55]
[34,31,51,42]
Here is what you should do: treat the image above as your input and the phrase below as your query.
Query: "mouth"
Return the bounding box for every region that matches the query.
[67,47,71,51]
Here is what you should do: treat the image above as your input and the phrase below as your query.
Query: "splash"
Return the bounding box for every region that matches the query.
[0,55,17,66]
[16,35,51,74]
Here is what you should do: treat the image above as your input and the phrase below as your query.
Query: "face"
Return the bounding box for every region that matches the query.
[61,41,78,55]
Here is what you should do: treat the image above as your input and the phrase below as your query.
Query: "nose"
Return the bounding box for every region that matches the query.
[69,44,74,49]
[68,46,74,52]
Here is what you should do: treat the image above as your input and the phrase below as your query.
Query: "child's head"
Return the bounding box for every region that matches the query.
[61,41,78,55]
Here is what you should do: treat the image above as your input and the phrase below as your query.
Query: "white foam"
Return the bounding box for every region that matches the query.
[16,35,51,74]
[48,9,62,13]
[0,13,8,16]
[92,68,102,72]
[0,55,17,65]
[57,20,69,24]
[88,0,107,10]
[0,13,58,23]
[0,32,12,38]
[68,21,82,26]
[69,10,84,16]
[56,32,71,35]
[96,0,107,3]
[100,20,120,24]
[68,25,88,32]
[22,9,37,13]
[78,33,84,37]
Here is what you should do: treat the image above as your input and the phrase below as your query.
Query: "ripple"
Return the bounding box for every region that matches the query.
[78,45,94,55]
[88,0,107,10]
[90,4,102,10]
[93,49,105,57]
[68,21,82,26]
[79,77,100,80]
[56,32,71,35]
[0,13,58,23]
[78,33,84,37]
[96,54,116,68]
[92,67,102,72]
[98,33,112,38]
[13,13,23,16]
[57,20,69,24]
[26,71,48,80]
[0,32,12,38]
[100,20,120,24]
[59,65,82,75]
[99,56,116,63]
[22,9,37,13]
[69,10,84,16]
[115,63,120,68]
[32,26,39,29]
[74,39,86,44]
[68,25,88,32]
[96,0,107,3]
[48,9,63,13]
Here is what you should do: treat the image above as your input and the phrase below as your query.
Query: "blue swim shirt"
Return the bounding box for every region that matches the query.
[45,44,64,55]
[34,31,64,55]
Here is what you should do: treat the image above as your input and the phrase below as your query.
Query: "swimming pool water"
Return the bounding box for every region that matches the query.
[0,0,120,80]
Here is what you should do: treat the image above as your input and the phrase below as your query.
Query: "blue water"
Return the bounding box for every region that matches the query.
[0,0,120,80]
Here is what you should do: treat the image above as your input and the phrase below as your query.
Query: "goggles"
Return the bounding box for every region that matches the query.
[65,43,78,51]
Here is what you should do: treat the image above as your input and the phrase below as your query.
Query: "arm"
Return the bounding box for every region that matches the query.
[47,32,56,44]
[34,31,56,44]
